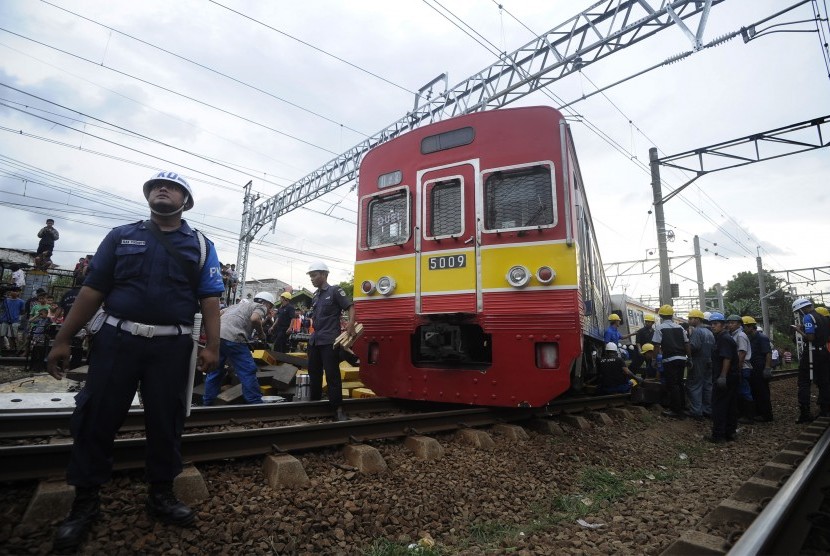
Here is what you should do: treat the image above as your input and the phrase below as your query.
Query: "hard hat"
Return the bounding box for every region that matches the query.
[792,298,812,313]
[726,314,742,322]
[644,314,655,322]
[641,343,655,353]
[608,314,621,322]
[688,309,705,319]
[252,291,275,305]
[307,260,329,273]
[816,307,830,317]
[658,304,674,317]
[605,342,618,351]
[703,311,712,321]
[280,292,292,300]
[143,171,194,210]
[741,316,757,325]
[708,312,726,323]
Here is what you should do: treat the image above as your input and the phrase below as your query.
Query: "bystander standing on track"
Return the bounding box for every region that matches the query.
[45,170,224,553]
[652,304,690,418]
[687,309,715,420]
[727,314,755,423]
[708,312,739,443]
[307,260,355,422]
[202,291,275,406]
[792,298,830,423]
[743,316,773,422]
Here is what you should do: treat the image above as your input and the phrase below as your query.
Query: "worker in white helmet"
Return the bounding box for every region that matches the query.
[307,261,355,421]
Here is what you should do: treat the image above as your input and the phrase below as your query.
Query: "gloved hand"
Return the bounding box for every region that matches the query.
[716,375,727,389]
[763,367,773,379]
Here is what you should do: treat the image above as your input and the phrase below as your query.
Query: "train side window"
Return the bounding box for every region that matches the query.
[362,187,411,249]
[426,178,463,238]
[482,163,556,231]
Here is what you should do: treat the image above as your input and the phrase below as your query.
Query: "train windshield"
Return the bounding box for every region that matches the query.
[428,178,463,237]
[365,188,410,248]
[483,164,556,231]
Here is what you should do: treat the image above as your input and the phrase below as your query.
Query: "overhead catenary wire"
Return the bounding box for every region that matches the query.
[0,27,341,155]
[39,0,370,138]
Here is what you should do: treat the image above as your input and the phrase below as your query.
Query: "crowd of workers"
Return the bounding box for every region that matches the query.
[1,168,825,552]
[598,299,830,442]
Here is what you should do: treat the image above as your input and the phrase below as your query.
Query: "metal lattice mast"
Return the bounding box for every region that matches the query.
[237,0,724,281]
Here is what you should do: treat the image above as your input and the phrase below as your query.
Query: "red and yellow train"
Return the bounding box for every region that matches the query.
[353,106,611,407]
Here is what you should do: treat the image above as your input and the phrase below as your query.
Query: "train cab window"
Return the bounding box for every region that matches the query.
[426,178,463,238]
[483,163,556,231]
[363,187,410,249]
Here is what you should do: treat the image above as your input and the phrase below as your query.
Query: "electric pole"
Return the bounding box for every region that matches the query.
[757,248,770,334]
[694,235,705,309]
[650,147,672,306]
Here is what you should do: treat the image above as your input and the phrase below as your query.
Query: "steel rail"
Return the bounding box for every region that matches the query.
[0,397,403,438]
[0,394,628,481]
[729,421,830,555]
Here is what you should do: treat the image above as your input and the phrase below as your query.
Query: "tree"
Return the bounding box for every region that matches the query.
[723,270,793,347]
[339,276,354,299]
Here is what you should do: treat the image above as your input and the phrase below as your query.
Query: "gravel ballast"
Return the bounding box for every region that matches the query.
[0,379,810,555]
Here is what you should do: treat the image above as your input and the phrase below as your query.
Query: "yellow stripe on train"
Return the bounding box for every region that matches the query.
[479,241,577,289]
[354,254,417,299]
[354,240,577,299]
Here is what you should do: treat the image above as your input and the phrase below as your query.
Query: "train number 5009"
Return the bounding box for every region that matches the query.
[428,254,466,270]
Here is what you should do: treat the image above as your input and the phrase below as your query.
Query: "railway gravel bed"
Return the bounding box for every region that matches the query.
[0,379,808,555]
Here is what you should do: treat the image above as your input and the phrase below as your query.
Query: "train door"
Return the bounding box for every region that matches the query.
[415,160,480,314]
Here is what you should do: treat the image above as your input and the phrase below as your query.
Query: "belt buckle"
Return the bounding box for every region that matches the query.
[132,323,155,338]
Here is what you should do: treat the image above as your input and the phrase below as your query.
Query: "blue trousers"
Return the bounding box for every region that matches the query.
[797,347,830,409]
[687,359,714,416]
[67,324,192,487]
[202,339,263,405]
[663,359,686,413]
[308,342,342,406]
[711,372,739,440]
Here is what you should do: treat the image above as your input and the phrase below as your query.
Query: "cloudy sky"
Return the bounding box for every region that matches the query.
[1,0,828,305]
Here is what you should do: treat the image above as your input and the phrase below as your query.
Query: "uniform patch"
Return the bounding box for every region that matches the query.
[339,289,346,296]
[121,239,146,246]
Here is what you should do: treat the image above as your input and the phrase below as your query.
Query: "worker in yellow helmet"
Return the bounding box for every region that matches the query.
[742,316,773,422]
[687,309,715,420]
[652,304,691,418]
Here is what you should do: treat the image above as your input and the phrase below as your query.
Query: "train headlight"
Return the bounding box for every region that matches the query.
[377,276,396,295]
[536,266,556,284]
[506,265,530,288]
[536,342,559,368]
[361,280,376,295]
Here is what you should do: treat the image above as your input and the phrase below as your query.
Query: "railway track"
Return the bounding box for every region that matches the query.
[663,415,830,555]
[0,394,629,482]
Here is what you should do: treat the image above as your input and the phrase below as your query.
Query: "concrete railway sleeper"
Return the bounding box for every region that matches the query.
[662,417,830,555]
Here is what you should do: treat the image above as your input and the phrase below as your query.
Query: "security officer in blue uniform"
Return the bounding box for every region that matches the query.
[792,298,830,422]
[307,260,355,421]
[47,171,223,553]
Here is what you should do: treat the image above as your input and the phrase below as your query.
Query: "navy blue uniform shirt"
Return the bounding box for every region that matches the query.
[309,283,352,345]
[85,220,224,326]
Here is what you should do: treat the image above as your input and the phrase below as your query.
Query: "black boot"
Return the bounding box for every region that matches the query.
[146,482,195,526]
[334,406,350,421]
[53,486,100,553]
[797,406,815,424]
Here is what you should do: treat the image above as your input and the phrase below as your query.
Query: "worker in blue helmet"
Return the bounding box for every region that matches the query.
[707,312,739,443]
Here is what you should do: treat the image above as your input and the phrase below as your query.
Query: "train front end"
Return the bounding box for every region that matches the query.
[354,106,586,407]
